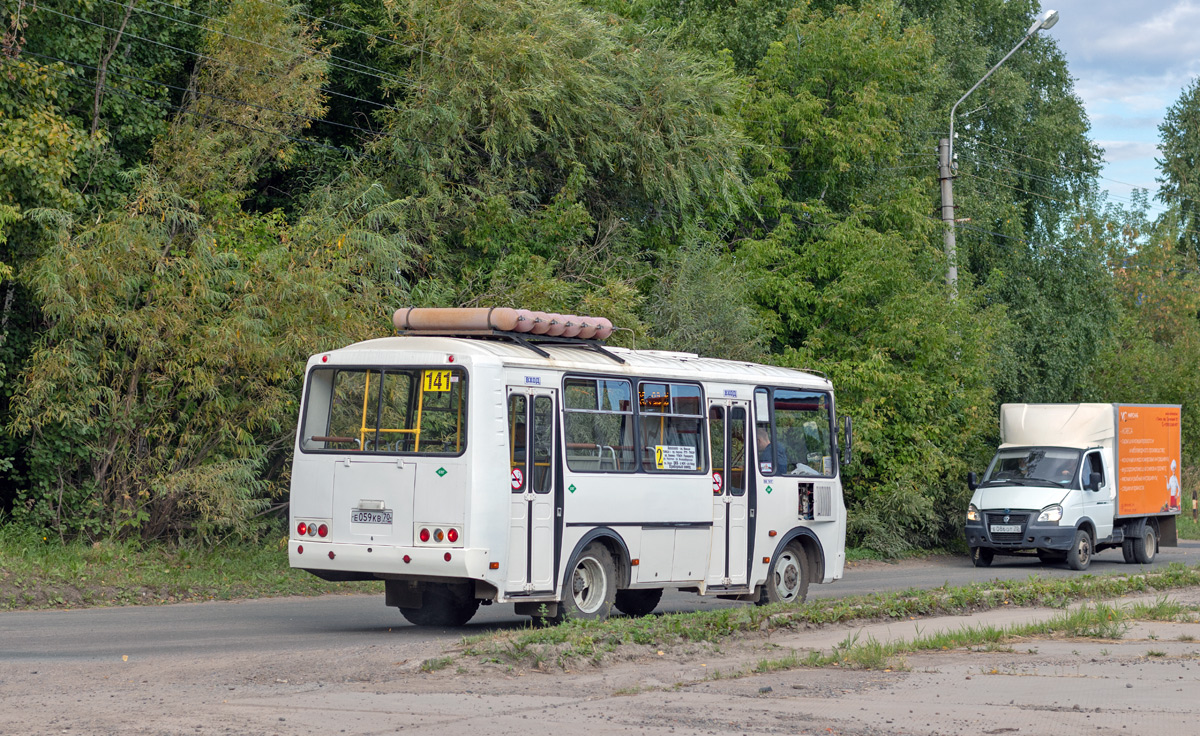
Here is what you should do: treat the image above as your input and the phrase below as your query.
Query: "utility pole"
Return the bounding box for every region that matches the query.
[939,137,957,298]
[940,9,1059,301]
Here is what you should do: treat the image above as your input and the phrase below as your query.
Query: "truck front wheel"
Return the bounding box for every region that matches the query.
[971,547,994,567]
[1132,524,1157,565]
[1067,529,1092,571]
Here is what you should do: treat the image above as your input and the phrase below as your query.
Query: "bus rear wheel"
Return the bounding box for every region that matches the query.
[397,582,481,627]
[543,542,616,624]
[615,588,663,617]
[758,542,809,605]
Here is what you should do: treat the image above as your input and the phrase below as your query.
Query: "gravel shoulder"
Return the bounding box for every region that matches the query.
[5,588,1200,735]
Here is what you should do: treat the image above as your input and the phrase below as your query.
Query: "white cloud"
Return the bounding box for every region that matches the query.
[1095,140,1161,163]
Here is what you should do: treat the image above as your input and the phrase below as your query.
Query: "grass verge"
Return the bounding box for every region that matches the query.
[460,564,1200,671]
[0,525,379,610]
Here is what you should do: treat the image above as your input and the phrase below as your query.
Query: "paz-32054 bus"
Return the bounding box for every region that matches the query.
[289,308,850,626]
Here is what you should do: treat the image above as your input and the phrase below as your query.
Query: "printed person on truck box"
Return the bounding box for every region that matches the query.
[1168,459,1181,512]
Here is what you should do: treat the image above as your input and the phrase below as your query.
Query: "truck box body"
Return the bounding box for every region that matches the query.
[999,403,1182,518]
[966,403,1181,570]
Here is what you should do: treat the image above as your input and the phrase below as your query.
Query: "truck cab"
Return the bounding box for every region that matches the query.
[966,444,1114,569]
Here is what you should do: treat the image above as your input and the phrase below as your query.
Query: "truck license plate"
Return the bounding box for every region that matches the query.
[351,509,393,524]
[990,524,1021,533]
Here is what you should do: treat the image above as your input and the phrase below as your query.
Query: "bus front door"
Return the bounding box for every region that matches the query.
[505,389,559,595]
[706,401,750,589]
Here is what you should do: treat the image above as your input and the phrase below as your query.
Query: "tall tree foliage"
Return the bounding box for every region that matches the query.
[8,0,383,539]
[1157,76,1200,263]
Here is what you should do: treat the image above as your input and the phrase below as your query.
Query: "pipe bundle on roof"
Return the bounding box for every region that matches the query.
[393,307,613,340]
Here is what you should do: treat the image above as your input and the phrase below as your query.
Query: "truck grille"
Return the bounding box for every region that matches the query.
[985,512,1029,543]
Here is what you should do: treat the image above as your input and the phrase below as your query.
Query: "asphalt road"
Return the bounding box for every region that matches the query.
[4,539,1200,663]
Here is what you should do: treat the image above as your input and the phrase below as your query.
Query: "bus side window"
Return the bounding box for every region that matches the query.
[639,382,704,473]
[563,378,636,472]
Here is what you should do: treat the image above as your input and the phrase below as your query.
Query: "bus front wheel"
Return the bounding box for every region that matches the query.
[397,582,480,627]
[758,542,809,605]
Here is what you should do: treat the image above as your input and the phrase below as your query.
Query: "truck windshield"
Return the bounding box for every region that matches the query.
[981,447,1081,488]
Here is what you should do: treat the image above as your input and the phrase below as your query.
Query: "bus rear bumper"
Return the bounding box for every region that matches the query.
[289,541,490,581]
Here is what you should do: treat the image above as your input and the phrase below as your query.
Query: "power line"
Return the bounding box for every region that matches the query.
[24,50,384,141]
[965,137,1200,210]
[31,6,392,113]
[4,55,400,169]
[959,172,1074,207]
[91,0,438,95]
[243,0,458,66]
[26,8,465,154]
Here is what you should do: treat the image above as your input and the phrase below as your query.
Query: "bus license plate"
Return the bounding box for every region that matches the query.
[990,524,1021,534]
[351,509,393,524]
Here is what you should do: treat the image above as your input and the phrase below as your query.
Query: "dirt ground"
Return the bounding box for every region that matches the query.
[5,588,1200,735]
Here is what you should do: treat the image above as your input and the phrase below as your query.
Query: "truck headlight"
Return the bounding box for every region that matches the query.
[967,503,980,523]
[1037,504,1063,524]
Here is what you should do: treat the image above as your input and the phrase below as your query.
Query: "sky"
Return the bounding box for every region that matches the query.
[1042,0,1200,215]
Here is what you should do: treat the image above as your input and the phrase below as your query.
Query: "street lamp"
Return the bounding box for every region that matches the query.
[939,9,1059,296]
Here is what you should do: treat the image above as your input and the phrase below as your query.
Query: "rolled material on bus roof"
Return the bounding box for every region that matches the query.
[393,307,613,340]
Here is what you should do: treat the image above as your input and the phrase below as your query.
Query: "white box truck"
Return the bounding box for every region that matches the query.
[965,403,1182,570]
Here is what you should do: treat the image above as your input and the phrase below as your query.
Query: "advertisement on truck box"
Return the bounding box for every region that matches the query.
[1116,404,1182,516]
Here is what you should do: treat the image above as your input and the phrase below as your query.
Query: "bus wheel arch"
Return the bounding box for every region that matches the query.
[566,528,633,589]
[758,528,824,605]
[774,528,825,586]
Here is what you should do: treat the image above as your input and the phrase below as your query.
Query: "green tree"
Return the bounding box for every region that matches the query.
[7,0,370,539]
[1157,76,1200,262]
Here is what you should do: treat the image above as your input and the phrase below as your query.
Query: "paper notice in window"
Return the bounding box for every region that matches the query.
[655,445,697,470]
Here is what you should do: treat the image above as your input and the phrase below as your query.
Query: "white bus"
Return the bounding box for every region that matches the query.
[289,310,850,626]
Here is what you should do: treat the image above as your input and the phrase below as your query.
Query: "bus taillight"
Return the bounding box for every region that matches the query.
[419,528,430,542]
[447,528,459,543]
[317,524,328,538]
[297,522,307,537]
[434,528,445,542]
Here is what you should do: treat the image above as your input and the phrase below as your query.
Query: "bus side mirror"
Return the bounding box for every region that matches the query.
[1087,472,1102,491]
[840,415,852,466]
[967,472,978,491]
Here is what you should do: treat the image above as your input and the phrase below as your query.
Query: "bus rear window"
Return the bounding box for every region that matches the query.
[300,368,467,455]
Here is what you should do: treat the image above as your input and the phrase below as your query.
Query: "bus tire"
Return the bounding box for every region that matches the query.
[1132,524,1156,565]
[757,542,809,606]
[397,583,480,627]
[547,542,616,624]
[614,588,662,617]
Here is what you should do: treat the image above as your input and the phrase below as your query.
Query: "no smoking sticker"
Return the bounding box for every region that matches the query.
[712,471,724,494]
[511,467,524,491]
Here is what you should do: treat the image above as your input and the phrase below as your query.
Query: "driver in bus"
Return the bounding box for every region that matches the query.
[756,426,788,475]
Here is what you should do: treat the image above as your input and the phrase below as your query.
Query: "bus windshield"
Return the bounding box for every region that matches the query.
[299,367,467,455]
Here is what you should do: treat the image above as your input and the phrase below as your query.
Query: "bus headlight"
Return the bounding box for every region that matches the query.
[967,504,980,523]
[1037,504,1063,524]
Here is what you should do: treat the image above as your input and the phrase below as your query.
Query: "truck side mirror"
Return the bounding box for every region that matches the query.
[967,471,978,491]
[841,415,852,467]
[1087,471,1102,491]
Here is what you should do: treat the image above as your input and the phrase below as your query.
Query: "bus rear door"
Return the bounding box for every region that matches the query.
[505,388,559,595]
